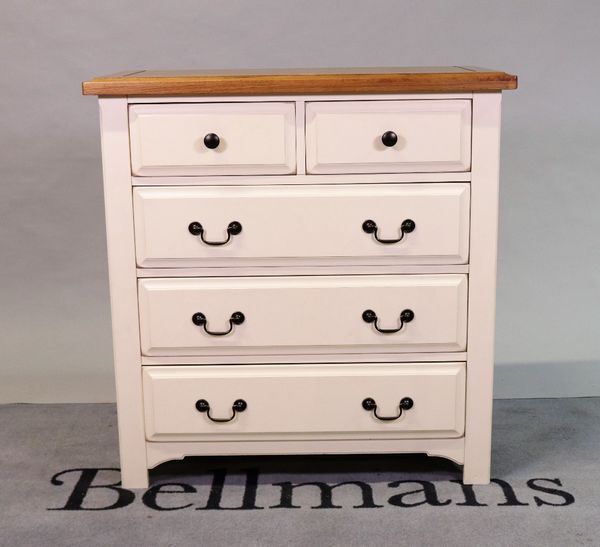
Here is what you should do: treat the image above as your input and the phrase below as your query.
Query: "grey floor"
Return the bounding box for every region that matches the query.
[1,398,599,547]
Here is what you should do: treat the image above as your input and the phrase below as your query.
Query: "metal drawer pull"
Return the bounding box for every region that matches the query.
[362,218,415,244]
[195,399,247,423]
[188,221,242,246]
[362,397,414,421]
[362,308,414,334]
[203,132,220,149]
[381,130,398,147]
[192,311,245,336]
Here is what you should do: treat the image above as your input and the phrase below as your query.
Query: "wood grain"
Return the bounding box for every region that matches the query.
[83,67,517,96]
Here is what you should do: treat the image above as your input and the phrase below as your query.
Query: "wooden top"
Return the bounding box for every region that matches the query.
[82,66,517,96]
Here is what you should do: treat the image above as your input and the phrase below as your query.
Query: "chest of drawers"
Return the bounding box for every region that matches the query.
[83,67,517,488]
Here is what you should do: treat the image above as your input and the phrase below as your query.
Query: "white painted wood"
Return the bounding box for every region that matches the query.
[129,92,473,104]
[131,172,471,186]
[306,100,471,174]
[92,81,507,486]
[141,351,468,366]
[136,265,469,277]
[146,437,465,468]
[295,99,306,174]
[98,98,148,489]
[142,363,466,441]
[138,275,468,356]
[129,102,296,176]
[133,183,470,268]
[462,93,502,485]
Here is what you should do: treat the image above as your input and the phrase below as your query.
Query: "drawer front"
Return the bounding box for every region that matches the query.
[138,275,468,356]
[133,183,470,267]
[306,100,471,174]
[143,362,466,441]
[129,103,296,176]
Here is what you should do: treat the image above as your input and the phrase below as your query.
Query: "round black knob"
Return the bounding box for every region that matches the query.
[400,397,414,410]
[192,312,207,326]
[232,399,247,412]
[400,309,415,323]
[227,221,242,236]
[401,219,416,233]
[362,309,377,323]
[195,399,210,412]
[188,221,204,236]
[204,133,220,149]
[381,131,398,147]
[230,312,245,325]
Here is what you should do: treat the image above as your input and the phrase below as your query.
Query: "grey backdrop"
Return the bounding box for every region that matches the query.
[1,0,599,403]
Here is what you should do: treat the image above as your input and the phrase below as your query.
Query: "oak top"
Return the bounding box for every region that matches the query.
[82,66,517,96]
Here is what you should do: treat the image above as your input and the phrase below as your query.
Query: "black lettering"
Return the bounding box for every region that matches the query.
[239,468,262,510]
[48,468,135,510]
[197,469,263,510]
[142,482,197,510]
[387,480,451,507]
[490,479,529,506]
[450,480,488,506]
[527,478,575,506]
[270,481,383,509]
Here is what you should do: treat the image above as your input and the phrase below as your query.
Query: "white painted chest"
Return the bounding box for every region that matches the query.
[84,67,517,488]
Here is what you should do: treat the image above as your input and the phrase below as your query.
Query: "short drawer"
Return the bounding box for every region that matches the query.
[143,362,466,441]
[129,103,296,176]
[305,100,471,174]
[133,183,470,267]
[138,274,468,356]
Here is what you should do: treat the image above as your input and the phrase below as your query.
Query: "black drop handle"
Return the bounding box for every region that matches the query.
[362,309,414,334]
[204,133,220,149]
[195,398,247,423]
[188,221,242,246]
[362,397,414,421]
[362,218,415,244]
[192,311,245,336]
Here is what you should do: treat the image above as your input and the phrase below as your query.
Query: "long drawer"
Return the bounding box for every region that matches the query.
[133,183,470,267]
[143,362,466,441]
[305,99,471,174]
[129,102,296,176]
[138,274,468,356]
